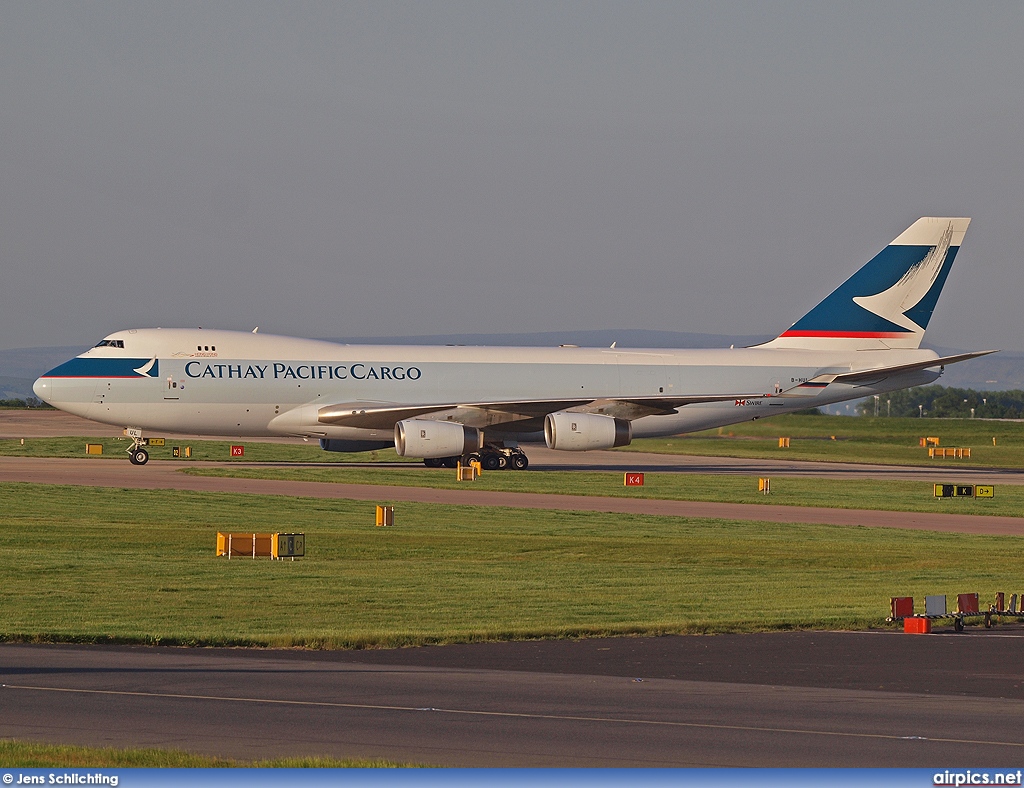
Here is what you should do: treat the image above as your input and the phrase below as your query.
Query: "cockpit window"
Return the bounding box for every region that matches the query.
[94,339,125,348]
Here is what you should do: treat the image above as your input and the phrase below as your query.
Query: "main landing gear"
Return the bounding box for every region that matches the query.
[423,446,530,471]
[125,427,150,465]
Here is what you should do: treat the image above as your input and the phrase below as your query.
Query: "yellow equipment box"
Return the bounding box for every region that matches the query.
[217,532,275,558]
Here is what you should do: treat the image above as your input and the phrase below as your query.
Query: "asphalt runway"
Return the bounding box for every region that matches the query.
[3,631,1024,767]
[4,410,1024,766]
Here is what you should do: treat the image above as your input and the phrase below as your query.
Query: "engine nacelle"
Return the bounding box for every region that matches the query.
[544,412,632,451]
[394,419,483,459]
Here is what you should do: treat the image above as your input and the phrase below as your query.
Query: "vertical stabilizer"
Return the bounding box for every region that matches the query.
[762,217,970,350]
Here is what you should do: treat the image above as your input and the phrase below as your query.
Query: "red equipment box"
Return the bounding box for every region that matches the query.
[890,597,914,618]
[904,617,932,634]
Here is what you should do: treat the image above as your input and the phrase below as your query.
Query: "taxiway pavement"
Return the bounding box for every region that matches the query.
[3,632,1023,767]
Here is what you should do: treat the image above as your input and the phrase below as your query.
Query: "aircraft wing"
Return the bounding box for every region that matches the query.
[317,393,759,430]
[317,350,996,428]
[781,350,997,396]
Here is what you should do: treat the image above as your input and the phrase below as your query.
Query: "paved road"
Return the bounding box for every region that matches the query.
[3,631,1023,767]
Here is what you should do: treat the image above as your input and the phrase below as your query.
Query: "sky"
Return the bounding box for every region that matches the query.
[2,1,1023,352]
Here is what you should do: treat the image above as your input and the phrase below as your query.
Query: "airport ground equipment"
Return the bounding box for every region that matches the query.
[217,532,305,559]
[85,443,102,455]
[456,461,480,481]
[929,447,971,458]
[933,484,994,498]
[888,592,1024,631]
[375,505,395,527]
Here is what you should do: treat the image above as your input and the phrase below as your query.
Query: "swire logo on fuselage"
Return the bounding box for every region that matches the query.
[183,361,422,381]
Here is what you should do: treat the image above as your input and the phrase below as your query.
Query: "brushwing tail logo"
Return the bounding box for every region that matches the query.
[852,221,954,332]
[134,357,157,377]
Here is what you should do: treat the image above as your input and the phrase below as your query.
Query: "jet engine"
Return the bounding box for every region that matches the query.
[394,419,483,459]
[544,412,632,451]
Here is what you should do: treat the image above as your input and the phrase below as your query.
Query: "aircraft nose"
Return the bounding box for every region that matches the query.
[32,376,51,403]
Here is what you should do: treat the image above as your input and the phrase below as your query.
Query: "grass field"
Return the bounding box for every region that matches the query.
[0,740,407,767]
[183,466,1024,517]
[1,482,1019,647]
[628,414,1024,467]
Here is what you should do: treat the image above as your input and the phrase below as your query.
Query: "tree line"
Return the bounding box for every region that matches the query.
[855,385,1024,419]
[0,398,50,409]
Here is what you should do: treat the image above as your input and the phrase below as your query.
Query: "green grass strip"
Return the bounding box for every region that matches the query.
[1,482,1021,647]
[627,414,1024,467]
[0,739,410,767]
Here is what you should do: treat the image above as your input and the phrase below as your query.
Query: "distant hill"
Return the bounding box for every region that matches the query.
[1,334,1020,399]
[0,346,88,399]
[0,376,36,400]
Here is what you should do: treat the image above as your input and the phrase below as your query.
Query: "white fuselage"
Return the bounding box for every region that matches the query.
[34,328,940,446]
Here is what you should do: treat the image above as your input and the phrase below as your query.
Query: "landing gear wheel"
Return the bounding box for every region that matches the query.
[481,453,501,471]
[497,454,508,470]
[954,617,964,632]
[129,448,150,466]
[511,453,529,470]
[442,456,460,468]
[423,458,443,468]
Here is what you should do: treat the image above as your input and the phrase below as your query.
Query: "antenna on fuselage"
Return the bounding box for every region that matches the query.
[252,327,259,333]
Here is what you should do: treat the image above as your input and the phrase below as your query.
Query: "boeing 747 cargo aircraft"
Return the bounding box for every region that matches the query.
[35,217,992,468]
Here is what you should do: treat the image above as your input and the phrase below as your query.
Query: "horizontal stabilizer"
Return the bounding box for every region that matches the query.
[828,350,997,384]
[781,350,997,396]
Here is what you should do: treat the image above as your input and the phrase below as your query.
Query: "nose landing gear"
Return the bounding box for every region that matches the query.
[125,427,150,465]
